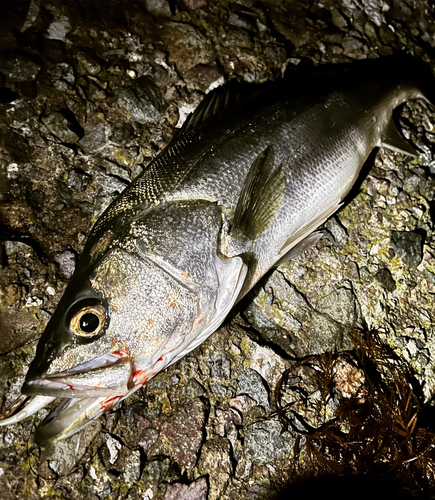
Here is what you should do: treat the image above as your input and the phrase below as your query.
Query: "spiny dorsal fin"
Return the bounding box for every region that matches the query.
[173,81,255,141]
[381,118,419,157]
[232,145,286,241]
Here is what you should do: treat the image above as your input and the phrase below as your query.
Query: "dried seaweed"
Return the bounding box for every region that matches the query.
[275,330,435,495]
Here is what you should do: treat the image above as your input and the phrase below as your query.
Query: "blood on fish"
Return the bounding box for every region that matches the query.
[100,396,121,413]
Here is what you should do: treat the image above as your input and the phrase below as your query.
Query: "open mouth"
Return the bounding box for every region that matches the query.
[0,350,142,445]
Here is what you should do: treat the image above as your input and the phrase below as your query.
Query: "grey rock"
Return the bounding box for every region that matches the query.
[315,286,362,327]
[325,216,348,245]
[144,0,172,17]
[78,122,107,153]
[308,312,353,355]
[244,420,295,462]
[76,52,101,76]
[211,354,231,381]
[100,174,129,196]
[182,377,205,399]
[163,477,208,500]
[237,369,269,411]
[139,428,160,453]
[42,111,82,143]
[54,250,76,278]
[124,449,141,484]
[0,53,42,82]
[390,230,425,268]
[114,76,165,124]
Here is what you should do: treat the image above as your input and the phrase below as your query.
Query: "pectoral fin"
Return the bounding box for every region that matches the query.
[232,145,286,241]
[380,118,419,157]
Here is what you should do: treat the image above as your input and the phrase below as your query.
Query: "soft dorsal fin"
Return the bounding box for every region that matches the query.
[232,145,286,241]
[380,118,419,157]
[172,81,256,141]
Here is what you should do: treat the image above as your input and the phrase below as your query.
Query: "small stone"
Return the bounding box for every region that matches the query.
[237,369,270,411]
[244,420,295,463]
[375,268,396,292]
[42,111,82,143]
[66,168,91,191]
[163,477,208,500]
[114,76,166,124]
[51,62,75,91]
[54,250,76,278]
[75,51,101,76]
[124,449,141,484]
[390,230,425,268]
[144,0,172,17]
[325,216,348,245]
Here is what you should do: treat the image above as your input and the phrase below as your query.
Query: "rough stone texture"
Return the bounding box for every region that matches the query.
[1,0,435,498]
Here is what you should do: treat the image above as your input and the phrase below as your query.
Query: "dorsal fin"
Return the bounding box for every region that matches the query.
[172,81,257,141]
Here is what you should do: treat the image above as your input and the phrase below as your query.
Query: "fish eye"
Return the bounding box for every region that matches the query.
[70,304,106,337]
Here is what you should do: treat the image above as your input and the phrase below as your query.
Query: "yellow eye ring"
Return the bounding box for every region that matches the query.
[70,304,106,337]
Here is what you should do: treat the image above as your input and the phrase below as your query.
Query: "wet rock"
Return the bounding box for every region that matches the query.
[244,420,295,463]
[390,230,425,269]
[114,76,165,124]
[46,12,72,42]
[42,111,83,143]
[236,369,270,411]
[197,437,232,500]
[78,122,107,153]
[375,267,396,292]
[144,0,172,17]
[163,477,208,500]
[0,52,42,82]
[160,22,215,73]
[0,309,39,353]
[54,250,76,278]
[308,312,353,355]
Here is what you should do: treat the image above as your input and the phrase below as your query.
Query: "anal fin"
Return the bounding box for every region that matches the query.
[380,118,419,157]
[278,200,343,257]
[275,231,323,267]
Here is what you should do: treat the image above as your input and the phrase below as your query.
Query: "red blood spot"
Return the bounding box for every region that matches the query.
[100,396,120,413]
[198,318,203,324]
[181,272,190,279]
[158,356,164,363]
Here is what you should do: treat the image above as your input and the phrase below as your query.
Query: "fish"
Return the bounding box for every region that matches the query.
[1,56,434,445]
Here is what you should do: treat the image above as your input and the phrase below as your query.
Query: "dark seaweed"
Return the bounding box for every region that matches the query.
[275,330,435,495]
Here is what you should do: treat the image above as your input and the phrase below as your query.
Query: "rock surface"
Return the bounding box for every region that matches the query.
[1,0,435,498]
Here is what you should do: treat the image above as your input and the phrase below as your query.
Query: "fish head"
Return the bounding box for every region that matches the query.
[17,241,208,444]
[23,245,201,401]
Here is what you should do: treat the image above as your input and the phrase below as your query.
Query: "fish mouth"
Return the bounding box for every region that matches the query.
[22,351,134,399]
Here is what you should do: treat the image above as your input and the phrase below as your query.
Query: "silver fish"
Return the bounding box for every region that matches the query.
[1,56,434,445]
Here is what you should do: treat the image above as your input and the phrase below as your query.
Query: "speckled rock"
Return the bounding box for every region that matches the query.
[244,419,295,463]
[114,76,166,124]
[390,229,425,268]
